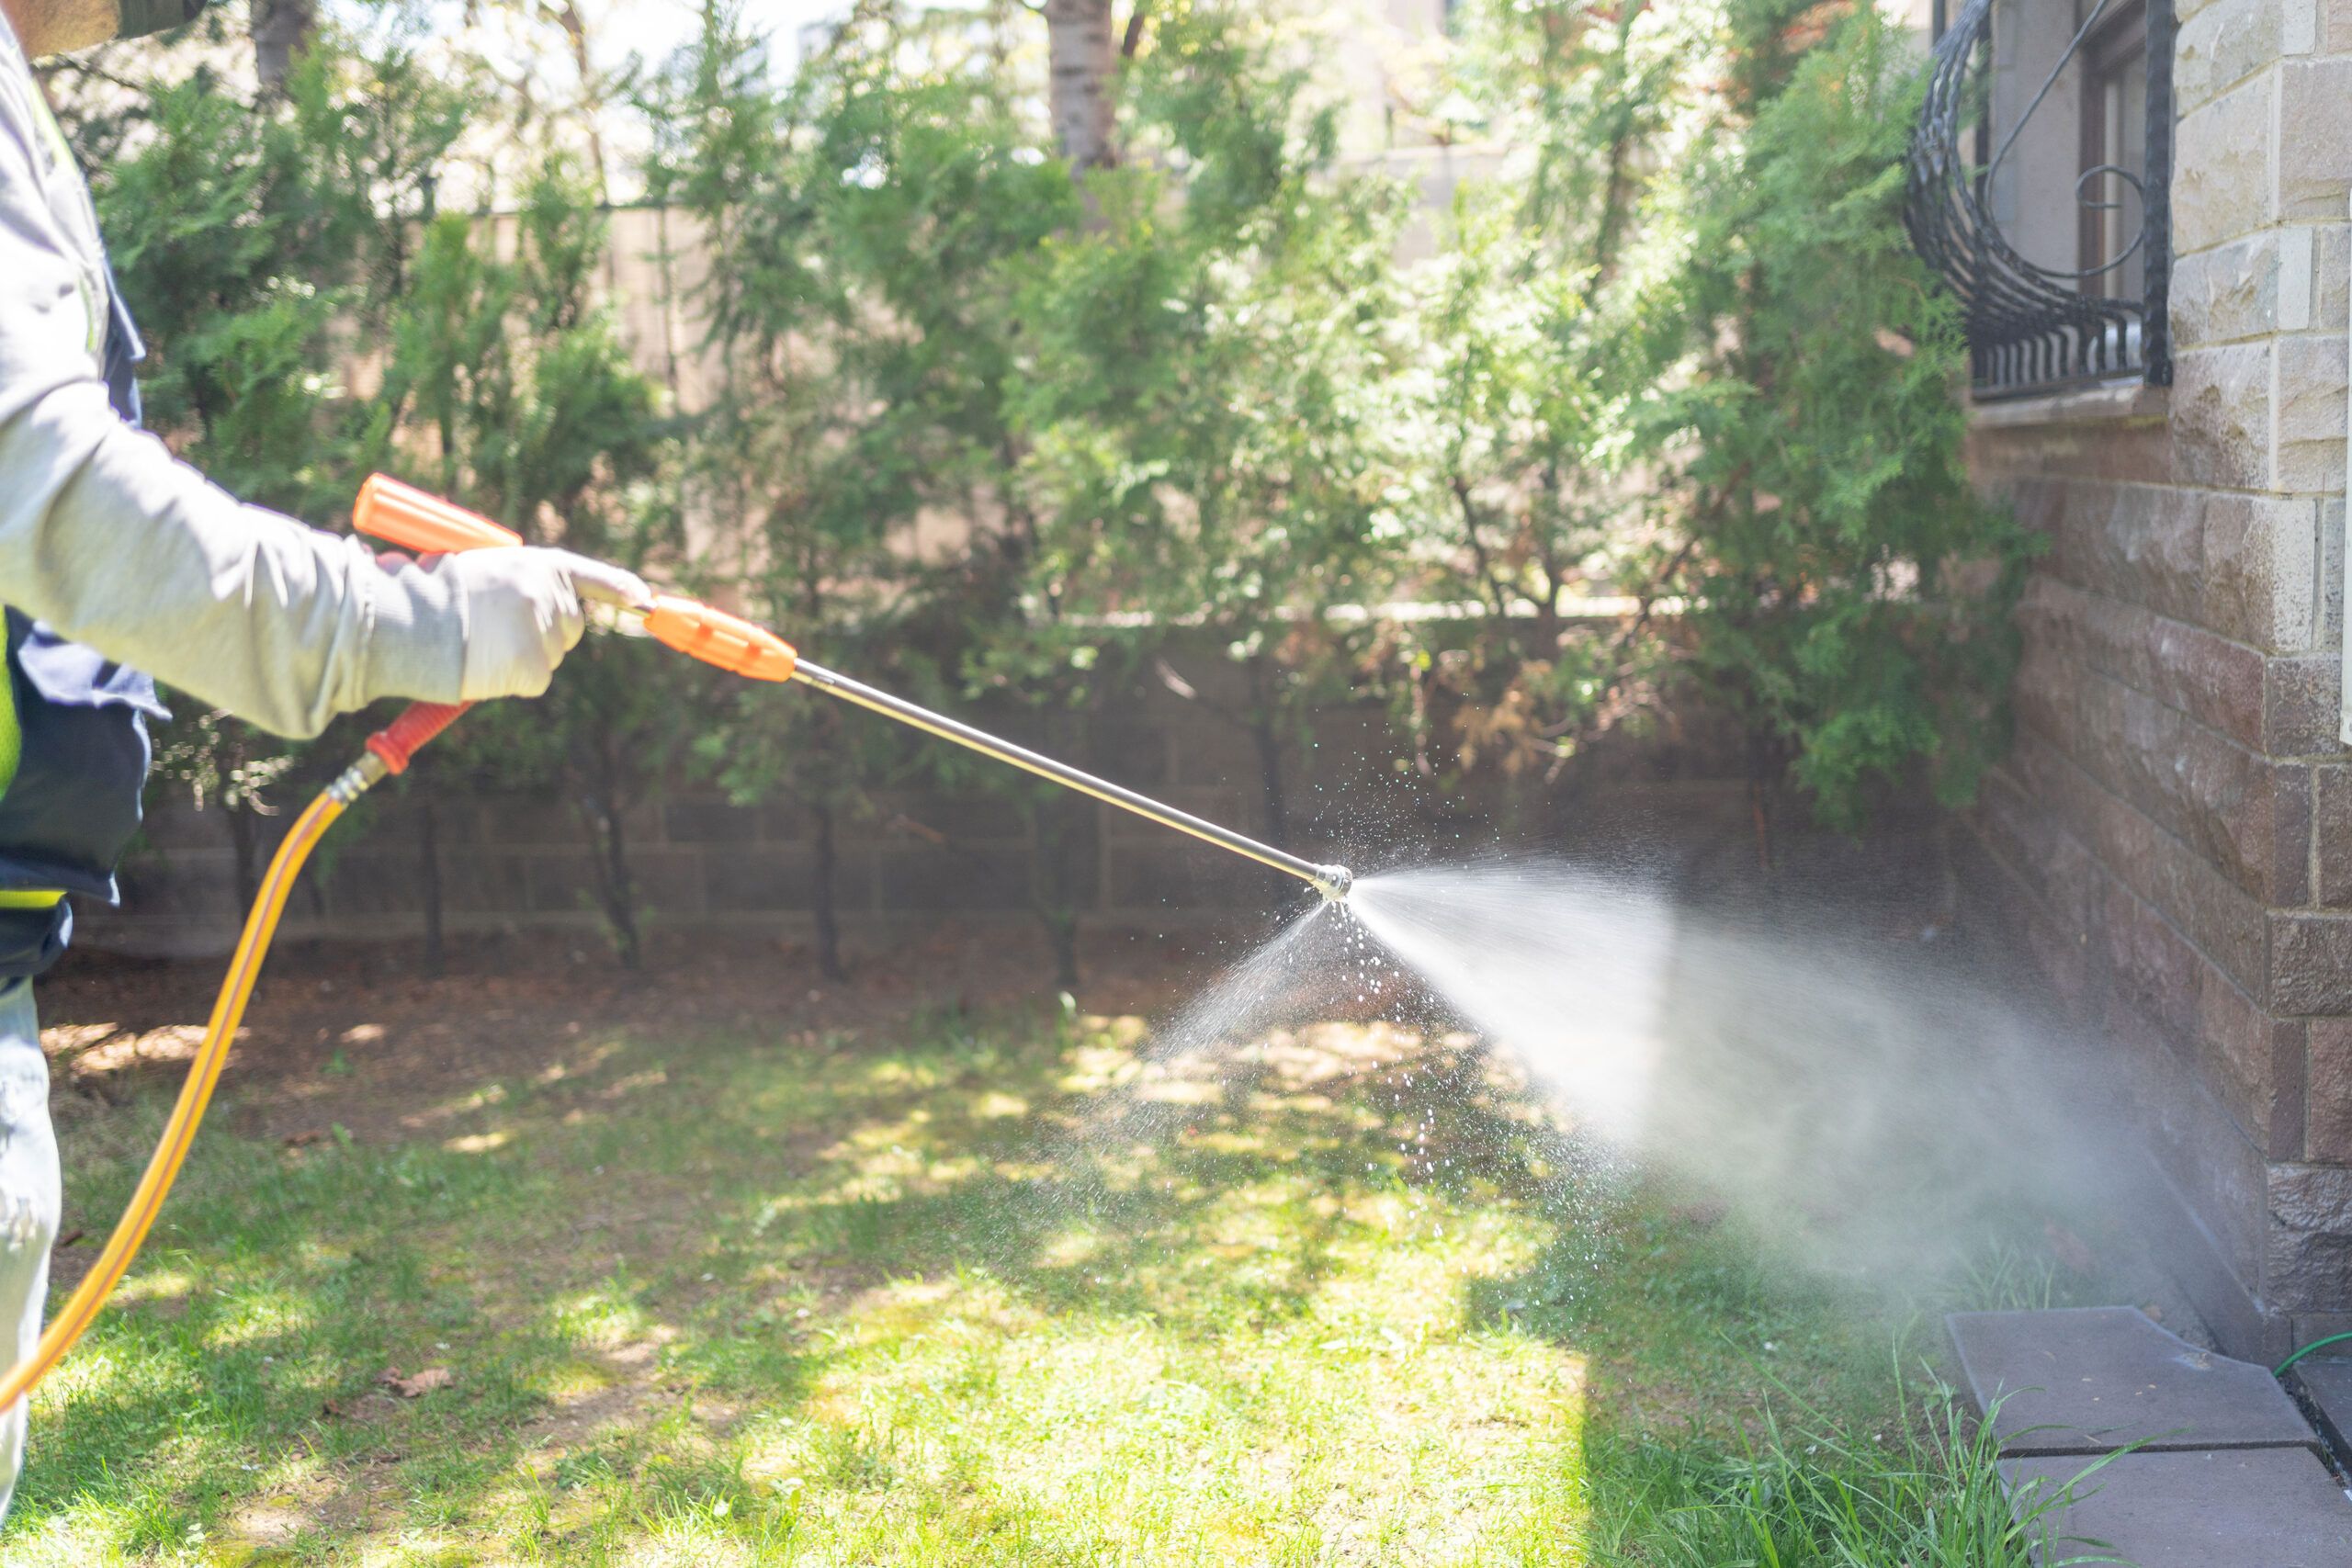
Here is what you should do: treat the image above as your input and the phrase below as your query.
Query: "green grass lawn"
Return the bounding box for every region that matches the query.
[7,977,2101,1565]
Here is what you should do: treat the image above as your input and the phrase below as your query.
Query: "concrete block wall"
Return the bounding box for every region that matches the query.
[78,620,1761,973]
[83,683,1329,960]
[93,780,1263,953]
[1962,0,2352,1359]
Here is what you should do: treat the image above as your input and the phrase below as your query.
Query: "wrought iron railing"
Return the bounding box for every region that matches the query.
[1905,0,2173,397]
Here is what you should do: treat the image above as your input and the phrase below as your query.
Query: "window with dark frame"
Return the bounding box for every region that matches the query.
[1905,0,2173,398]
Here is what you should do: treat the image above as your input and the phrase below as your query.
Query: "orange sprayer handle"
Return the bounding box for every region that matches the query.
[643,595,798,682]
[347,479,486,772]
[354,477,799,682]
[354,474,522,554]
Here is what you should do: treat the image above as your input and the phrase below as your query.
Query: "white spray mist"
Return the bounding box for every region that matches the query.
[1171,855,2143,1288]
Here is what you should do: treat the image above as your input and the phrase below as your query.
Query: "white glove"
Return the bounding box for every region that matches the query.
[431,547,654,702]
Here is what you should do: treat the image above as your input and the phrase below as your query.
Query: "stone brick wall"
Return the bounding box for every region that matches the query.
[1961,0,2352,1359]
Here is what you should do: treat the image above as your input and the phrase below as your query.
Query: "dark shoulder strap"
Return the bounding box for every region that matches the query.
[100,268,142,427]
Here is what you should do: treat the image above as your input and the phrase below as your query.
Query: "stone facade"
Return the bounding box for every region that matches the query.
[1961,0,2352,1359]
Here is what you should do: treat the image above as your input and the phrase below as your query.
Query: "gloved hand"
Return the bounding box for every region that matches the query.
[430,547,654,701]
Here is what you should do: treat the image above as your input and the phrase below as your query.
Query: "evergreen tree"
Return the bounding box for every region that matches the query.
[1007,0,1409,854]
[648,0,1089,979]
[376,171,683,968]
[1667,0,2034,837]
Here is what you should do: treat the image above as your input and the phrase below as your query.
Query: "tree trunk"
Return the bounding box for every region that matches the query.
[548,1,614,210]
[600,808,642,970]
[251,0,315,96]
[1250,710,1289,851]
[418,794,446,978]
[226,801,259,918]
[1047,908,1081,992]
[579,786,641,971]
[1247,659,1289,850]
[652,204,684,403]
[1745,730,1778,874]
[810,797,844,982]
[1031,792,1088,991]
[1044,0,1118,172]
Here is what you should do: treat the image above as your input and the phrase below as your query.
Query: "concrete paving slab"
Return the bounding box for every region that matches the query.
[1950,1306,2318,1455]
[2003,1449,2352,1568]
[2289,1358,2352,1464]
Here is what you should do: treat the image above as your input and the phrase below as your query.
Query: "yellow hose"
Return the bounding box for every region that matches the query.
[0,787,345,1410]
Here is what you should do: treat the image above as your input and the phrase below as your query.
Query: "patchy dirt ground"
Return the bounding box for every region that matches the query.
[33,923,1247,1148]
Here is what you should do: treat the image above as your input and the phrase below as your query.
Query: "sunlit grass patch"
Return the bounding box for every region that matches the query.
[7,998,2055,1565]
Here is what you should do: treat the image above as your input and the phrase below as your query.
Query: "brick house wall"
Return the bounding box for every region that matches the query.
[1959,0,2352,1359]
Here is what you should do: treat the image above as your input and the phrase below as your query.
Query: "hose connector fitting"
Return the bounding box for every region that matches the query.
[326,752,390,806]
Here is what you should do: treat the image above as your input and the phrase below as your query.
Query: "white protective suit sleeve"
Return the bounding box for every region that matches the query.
[0,45,466,740]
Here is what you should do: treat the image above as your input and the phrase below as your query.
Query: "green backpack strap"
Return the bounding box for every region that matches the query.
[0,672,17,801]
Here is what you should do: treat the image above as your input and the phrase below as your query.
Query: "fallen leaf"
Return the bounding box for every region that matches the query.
[377,1366,455,1398]
[282,1130,325,1148]
[2045,1221,2096,1276]
[52,1228,84,1249]
[1670,1201,1728,1232]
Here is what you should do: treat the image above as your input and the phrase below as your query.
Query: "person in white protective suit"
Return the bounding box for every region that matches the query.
[0,0,650,1517]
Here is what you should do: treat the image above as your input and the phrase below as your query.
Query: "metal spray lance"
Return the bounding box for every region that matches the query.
[350,479,1353,902]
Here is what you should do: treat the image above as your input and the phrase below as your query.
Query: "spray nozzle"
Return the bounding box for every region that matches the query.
[1310,864,1353,904]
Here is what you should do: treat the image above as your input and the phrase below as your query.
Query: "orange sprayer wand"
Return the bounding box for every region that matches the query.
[0,476,1349,1413]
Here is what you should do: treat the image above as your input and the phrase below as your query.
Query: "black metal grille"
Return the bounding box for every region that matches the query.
[1905,0,2173,398]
